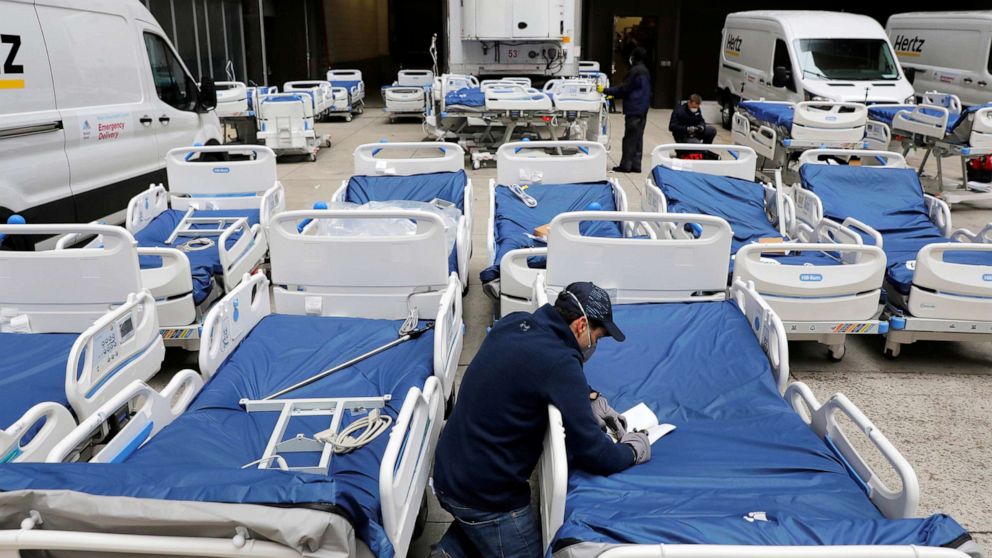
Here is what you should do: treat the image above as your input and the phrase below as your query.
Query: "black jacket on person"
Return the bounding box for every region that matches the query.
[433,305,636,512]
[669,102,707,143]
[604,61,652,115]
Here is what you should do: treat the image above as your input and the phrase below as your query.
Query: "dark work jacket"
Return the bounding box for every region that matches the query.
[604,61,652,115]
[433,305,635,512]
[669,102,707,142]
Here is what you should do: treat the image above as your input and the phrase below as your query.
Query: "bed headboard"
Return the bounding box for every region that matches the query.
[166,145,278,197]
[353,142,464,176]
[327,69,363,81]
[268,210,451,319]
[650,144,757,181]
[496,141,607,186]
[797,149,908,169]
[544,211,732,303]
[0,225,142,332]
[397,70,434,87]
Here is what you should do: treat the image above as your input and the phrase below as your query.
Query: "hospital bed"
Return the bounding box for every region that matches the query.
[107,145,282,349]
[868,93,992,207]
[483,141,630,317]
[257,92,331,161]
[644,144,887,360]
[327,69,366,121]
[330,142,473,288]
[529,211,982,558]
[0,205,465,557]
[0,223,202,463]
[382,69,433,122]
[792,149,992,358]
[214,81,250,118]
[283,80,334,118]
[733,100,868,173]
[544,78,610,145]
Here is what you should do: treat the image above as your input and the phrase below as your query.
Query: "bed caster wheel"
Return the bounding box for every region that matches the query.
[345,114,353,122]
[883,346,900,360]
[309,153,317,162]
[357,105,365,115]
[472,160,480,170]
[827,344,845,362]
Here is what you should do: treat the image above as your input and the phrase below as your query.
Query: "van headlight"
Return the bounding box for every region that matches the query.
[803,90,830,102]
[904,95,916,105]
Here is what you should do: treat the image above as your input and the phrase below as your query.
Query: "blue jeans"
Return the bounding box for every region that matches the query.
[431,491,542,558]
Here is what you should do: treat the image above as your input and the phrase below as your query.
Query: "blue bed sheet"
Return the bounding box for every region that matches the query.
[329,80,362,92]
[554,301,969,550]
[867,104,947,128]
[444,87,485,108]
[0,333,76,431]
[0,314,435,558]
[740,101,794,129]
[652,166,840,270]
[480,182,621,284]
[135,209,261,305]
[800,165,992,295]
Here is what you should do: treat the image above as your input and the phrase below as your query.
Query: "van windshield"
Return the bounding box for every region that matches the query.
[795,38,900,81]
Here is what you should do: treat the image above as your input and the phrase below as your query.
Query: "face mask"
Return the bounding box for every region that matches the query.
[568,291,598,362]
[629,57,634,66]
[690,106,700,113]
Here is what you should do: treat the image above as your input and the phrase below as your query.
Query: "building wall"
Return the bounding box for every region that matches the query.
[322,0,392,87]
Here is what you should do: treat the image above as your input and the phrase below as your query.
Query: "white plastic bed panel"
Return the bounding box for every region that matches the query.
[485,85,553,111]
[66,291,166,420]
[544,212,732,303]
[892,105,950,140]
[432,276,463,400]
[496,141,608,186]
[396,70,433,87]
[214,81,249,118]
[730,279,790,392]
[218,219,268,292]
[352,142,465,176]
[0,225,142,332]
[199,273,270,379]
[792,101,868,141]
[165,145,279,198]
[797,149,908,169]
[651,144,758,181]
[268,210,450,320]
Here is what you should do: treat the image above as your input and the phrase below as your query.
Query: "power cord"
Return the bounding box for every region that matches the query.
[315,409,393,454]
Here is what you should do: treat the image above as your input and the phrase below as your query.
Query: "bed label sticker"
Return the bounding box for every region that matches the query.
[982,273,992,282]
[799,273,823,282]
[212,167,231,174]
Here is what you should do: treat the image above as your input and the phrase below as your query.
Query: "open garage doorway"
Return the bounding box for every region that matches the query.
[612,16,658,88]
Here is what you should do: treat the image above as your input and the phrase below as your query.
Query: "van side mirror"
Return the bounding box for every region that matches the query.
[904,67,917,85]
[198,78,218,113]
[772,66,792,89]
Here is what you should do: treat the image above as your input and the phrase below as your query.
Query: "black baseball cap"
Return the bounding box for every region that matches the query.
[555,282,625,342]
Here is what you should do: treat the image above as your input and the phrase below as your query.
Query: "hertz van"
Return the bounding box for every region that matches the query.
[0,0,220,227]
[887,11,992,107]
[717,11,915,128]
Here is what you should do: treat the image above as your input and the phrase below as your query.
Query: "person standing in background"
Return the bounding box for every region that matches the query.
[601,46,652,173]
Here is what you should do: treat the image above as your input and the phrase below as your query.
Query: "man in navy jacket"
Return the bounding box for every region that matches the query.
[669,93,717,144]
[431,282,650,558]
[603,47,652,173]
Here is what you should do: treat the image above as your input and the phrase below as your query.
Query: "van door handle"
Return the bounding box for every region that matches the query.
[963,78,974,84]
[158,116,171,126]
[139,116,153,126]
[979,81,988,87]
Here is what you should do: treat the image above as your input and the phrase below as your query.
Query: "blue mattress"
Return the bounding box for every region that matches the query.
[480,182,621,284]
[135,209,261,305]
[867,104,947,128]
[652,166,840,270]
[553,301,969,550]
[800,165,992,295]
[0,333,76,431]
[329,80,362,92]
[444,87,485,108]
[740,101,794,129]
[0,314,435,558]
[345,170,468,275]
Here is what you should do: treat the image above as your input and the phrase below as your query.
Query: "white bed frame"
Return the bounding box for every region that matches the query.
[383,70,433,120]
[121,145,280,349]
[543,79,610,145]
[326,69,366,120]
[214,81,250,118]
[484,83,554,112]
[795,148,992,357]
[487,141,630,317]
[529,226,949,556]
[645,144,887,360]
[282,81,332,117]
[257,92,331,161]
[732,101,869,169]
[328,142,473,288]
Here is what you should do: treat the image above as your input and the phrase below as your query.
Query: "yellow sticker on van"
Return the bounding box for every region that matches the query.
[0,79,24,89]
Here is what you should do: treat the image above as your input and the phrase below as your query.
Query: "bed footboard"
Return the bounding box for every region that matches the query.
[784,381,920,519]
[66,292,165,419]
[380,376,445,558]
[651,144,758,181]
[200,273,271,379]
[433,275,463,400]
[730,280,789,392]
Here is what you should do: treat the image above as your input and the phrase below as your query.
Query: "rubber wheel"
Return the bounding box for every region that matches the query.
[827,345,846,362]
[309,153,317,162]
[345,114,352,122]
[721,99,735,130]
[883,348,899,360]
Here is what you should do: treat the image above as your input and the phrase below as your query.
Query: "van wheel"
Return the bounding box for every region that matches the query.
[720,98,736,130]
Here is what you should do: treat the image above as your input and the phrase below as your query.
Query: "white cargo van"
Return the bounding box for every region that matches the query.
[716,11,915,128]
[887,11,992,107]
[0,0,221,227]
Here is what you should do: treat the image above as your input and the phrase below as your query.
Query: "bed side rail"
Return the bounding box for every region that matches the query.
[66,292,165,420]
[650,143,757,181]
[259,182,286,228]
[496,141,608,186]
[593,544,972,558]
[0,403,75,463]
[865,119,892,151]
[126,185,169,234]
[892,104,950,140]
[432,275,463,400]
[925,194,953,237]
[539,404,567,554]
[730,279,789,392]
[200,273,271,379]
[48,370,203,464]
[0,225,142,332]
[797,149,908,168]
[922,91,963,114]
[353,142,465,176]
[785,381,920,519]
[950,223,992,244]
[268,210,449,320]
[218,221,267,292]
[913,242,992,297]
[165,145,278,199]
[545,212,732,304]
[380,376,445,558]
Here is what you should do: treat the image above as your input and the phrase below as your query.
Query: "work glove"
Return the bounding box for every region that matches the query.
[590,392,627,441]
[621,430,651,465]
[687,125,701,136]
[596,84,605,93]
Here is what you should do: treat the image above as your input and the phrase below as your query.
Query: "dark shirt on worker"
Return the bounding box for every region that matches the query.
[432,304,635,512]
[604,61,652,115]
